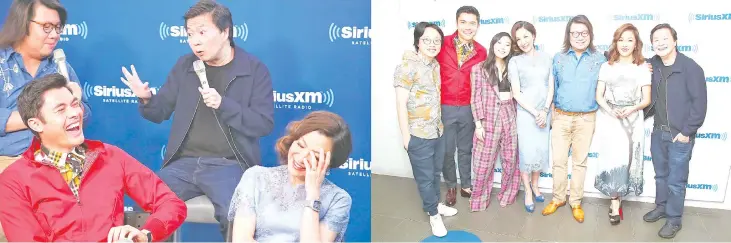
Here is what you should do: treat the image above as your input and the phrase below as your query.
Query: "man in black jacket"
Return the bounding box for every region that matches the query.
[642,23,707,239]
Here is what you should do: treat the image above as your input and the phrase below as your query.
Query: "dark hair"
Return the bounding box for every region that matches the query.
[480,32,513,86]
[562,15,596,53]
[510,21,537,54]
[650,23,678,42]
[607,23,645,65]
[275,111,353,169]
[183,0,235,47]
[455,6,480,22]
[412,22,444,51]
[17,73,71,136]
[0,0,68,48]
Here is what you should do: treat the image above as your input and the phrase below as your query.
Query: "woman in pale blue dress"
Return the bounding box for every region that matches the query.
[507,21,554,213]
[228,111,353,242]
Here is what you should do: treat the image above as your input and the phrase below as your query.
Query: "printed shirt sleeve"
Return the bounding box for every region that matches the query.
[393,63,413,90]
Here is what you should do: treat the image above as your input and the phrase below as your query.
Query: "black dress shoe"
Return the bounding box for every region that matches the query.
[658,221,682,239]
[643,207,666,222]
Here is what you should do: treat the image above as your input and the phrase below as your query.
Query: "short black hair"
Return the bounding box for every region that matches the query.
[650,23,678,42]
[184,0,235,47]
[17,73,71,136]
[456,6,480,22]
[413,22,444,51]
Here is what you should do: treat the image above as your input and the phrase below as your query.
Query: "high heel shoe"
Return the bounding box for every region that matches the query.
[531,185,545,203]
[525,203,535,213]
[608,198,623,225]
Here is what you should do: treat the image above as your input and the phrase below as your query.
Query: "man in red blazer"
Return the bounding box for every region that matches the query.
[0,74,187,242]
[436,5,488,206]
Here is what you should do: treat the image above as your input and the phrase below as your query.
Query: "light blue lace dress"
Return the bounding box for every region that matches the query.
[227,165,352,242]
[507,51,553,172]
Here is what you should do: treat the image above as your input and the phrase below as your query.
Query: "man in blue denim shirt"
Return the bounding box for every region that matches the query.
[0,0,91,168]
[541,15,605,223]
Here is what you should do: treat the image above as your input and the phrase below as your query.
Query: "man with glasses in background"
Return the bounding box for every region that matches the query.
[541,15,605,224]
[0,0,92,240]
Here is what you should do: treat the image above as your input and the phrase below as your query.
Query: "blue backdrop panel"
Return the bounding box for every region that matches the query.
[44,0,370,241]
[0,2,8,24]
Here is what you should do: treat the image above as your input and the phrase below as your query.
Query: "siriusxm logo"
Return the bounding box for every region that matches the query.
[83,82,158,104]
[687,183,719,192]
[644,155,652,161]
[689,13,731,22]
[534,44,544,51]
[613,14,660,21]
[567,149,598,158]
[273,89,335,110]
[533,15,573,23]
[159,22,249,44]
[696,132,728,140]
[328,23,370,46]
[596,44,611,52]
[160,145,166,161]
[481,17,510,25]
[647,44,699,53]
[60,21,89,42]
[538,172,572,179]
[339,158,370,177]
[645,128,652,137]
[407,19,445,29]
[707,76,730,83]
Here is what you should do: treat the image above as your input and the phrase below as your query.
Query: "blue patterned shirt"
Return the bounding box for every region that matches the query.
[0,47,92,156]
[552,48,607,112]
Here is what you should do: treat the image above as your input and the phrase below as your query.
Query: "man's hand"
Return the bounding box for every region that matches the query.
[107,225,148,243]
[120,65,153,100]
[199,87,222,109]
[67,81,82,99]
[646,62,653,74]
[673,133,690,143]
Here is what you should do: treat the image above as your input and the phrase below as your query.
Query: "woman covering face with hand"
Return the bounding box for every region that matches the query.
[228,111,354,243]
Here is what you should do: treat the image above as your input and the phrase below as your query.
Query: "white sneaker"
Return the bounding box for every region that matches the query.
[429,214,448,237]
[438,203,458,217]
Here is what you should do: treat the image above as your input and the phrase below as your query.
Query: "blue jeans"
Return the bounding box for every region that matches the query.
[158,157,247,237]
[407,135,446,216]
[651,129,694,225]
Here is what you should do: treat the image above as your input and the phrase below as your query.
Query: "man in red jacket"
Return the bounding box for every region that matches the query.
[436,6,487,206]
[0,74,187,242]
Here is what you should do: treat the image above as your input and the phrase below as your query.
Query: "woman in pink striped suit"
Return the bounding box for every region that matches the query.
[469,32,520,211]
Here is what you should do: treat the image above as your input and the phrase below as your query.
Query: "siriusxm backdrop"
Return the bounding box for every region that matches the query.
[3,0,371,241]
[372,0,731,206]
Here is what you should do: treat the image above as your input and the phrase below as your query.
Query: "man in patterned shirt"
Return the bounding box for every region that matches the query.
[435,6,487,206]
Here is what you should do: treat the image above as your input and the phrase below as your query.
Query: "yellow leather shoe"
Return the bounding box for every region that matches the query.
[541,200,566,216]
[571,205,585,223]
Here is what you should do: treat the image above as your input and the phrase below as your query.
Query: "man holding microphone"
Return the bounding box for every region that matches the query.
[120,0,274,238]
[0,0,92,240]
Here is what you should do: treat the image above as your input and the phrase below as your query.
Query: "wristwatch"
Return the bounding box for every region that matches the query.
[142,229,152,242]
[305,200,322,212]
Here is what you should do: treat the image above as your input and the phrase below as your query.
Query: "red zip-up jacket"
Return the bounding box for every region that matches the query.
[436,31,488,106]
[0,138,187,242]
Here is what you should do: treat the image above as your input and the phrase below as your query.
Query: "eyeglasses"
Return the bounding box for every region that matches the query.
[569,31,589,38]
[420,38,442,45]
[30,20,63,34]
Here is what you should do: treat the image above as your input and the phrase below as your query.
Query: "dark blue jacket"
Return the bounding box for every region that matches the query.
[646,52,707,137]
[139,46,274,168]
